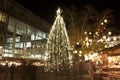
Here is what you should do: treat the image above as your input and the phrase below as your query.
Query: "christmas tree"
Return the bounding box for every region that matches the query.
[45,8,72,72]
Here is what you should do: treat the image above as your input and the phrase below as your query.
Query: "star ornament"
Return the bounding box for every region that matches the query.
[56,8,62,16]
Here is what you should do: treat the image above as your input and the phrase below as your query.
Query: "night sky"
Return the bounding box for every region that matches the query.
[15,0,120,27]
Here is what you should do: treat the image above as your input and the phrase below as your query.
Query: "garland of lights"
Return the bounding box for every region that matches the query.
[44,8,72,72]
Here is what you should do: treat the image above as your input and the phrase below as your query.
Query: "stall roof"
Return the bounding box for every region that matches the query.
[99,44,120,56]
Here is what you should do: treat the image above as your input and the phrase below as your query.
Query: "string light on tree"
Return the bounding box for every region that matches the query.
[45,7,72,72]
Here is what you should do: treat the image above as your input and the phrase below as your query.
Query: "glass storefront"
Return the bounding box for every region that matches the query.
[0,14,47,60]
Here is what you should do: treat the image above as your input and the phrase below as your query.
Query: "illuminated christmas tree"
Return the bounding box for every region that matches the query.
[45,8,72,72]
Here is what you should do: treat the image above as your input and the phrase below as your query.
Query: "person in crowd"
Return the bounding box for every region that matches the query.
[21,61,27,80]
[27,62,37,80]
[87,60,96,80]
[9,64,15,80]
[4,62,10,80]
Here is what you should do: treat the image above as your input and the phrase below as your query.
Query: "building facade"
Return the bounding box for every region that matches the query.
[0,0,51,60]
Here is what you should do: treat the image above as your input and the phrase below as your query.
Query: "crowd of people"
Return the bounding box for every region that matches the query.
[0,61,38,80]
[0,60,110,80]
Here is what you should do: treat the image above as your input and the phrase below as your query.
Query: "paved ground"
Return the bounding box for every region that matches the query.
[0,61,91,80]
[0,72,91,80]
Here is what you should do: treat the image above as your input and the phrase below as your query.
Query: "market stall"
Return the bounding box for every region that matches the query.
[92,44,120,80]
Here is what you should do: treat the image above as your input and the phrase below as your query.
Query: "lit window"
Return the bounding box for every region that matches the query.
[0,11,7,23]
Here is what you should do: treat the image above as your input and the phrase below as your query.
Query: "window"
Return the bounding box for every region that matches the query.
[0,11,7,23]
